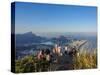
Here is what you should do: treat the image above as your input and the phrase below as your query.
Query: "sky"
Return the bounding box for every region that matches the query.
[14,2,97,34]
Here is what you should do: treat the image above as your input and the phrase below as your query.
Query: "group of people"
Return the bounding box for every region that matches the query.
[37,49,52,63]
[37,44,79,63]
[64,45,78,56]
[52,44,79,56]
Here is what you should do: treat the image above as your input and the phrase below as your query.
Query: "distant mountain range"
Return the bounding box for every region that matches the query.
[15,32,72,46]
[16,32,47,45]
[51,35,72,45]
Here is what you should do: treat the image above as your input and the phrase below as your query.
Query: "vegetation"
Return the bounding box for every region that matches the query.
[73,50,97,69]
[15,55,50,73]
[15,50,97,73]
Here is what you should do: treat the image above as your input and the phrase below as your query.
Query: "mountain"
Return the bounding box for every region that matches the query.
[16,32,46,45]
[15,32,73,46]
[51,35,72,45]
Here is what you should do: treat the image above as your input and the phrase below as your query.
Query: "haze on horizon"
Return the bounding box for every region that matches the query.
[15,2,97,34]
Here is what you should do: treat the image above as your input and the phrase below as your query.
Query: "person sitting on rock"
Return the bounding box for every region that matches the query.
[45,49,51,62]
[37,50,45,60]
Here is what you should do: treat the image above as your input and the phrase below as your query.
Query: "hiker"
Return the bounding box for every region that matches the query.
[37,50,45,60]
[57,46,61,55]
[45,49,52,70]
[53,44,58,54]
[68,46,74,56]
[45,49,52,62]
[73,46,79,56]
[69,46,77,56]
[45,49,50,55]
[73,46,77,54]
[64,45,69,54]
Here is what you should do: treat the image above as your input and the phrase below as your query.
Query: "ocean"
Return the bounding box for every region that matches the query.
[72,34,97,52]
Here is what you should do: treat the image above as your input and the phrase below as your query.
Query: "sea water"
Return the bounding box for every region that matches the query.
[72,34,97,52]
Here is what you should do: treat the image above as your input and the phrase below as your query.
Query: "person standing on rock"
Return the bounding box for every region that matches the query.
[65,45,68,54]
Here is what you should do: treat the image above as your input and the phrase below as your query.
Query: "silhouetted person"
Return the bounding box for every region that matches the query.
[45,49,50,55]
